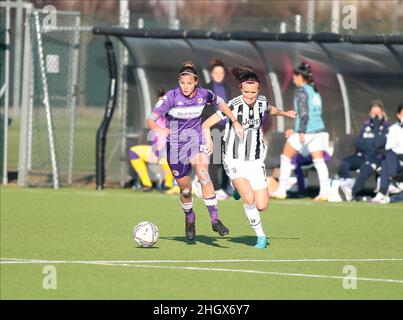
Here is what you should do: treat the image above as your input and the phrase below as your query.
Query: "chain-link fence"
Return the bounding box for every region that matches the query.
[3,6,128,188]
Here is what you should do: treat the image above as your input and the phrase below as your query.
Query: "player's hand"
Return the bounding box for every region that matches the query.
[233,121,244,139]
[286,110,297,119]
[299,133,305,144]
[157,127,171,138]
[204,139,213,156]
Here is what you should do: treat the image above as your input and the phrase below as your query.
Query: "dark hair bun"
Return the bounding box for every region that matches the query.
[231,65,260,83]
[294,62,312,79]
[183,61,195,68]
[178,61,198,79]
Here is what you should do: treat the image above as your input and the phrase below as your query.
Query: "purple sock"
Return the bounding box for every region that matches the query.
[204,196,218,223]
[181,201,195,224]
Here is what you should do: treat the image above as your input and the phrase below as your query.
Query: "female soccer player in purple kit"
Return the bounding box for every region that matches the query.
[146,61,244,241]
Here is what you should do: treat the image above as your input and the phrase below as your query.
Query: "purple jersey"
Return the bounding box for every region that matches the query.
[152,87,219,148]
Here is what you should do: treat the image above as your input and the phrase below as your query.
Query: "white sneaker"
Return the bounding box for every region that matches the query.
[371,192,390,204]
[215,189,229,200]
[388,183,402,195]
[338,185,353,202]
[271,190,287,200]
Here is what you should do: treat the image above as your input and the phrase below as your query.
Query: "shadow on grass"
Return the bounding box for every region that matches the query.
[160,235,300,248]
[135,246,160,249]
[227,235,300,247]
[160,235,228,248]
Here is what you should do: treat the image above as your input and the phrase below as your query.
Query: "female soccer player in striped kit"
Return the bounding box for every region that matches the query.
[272,62,330,201]
[202,66,296,249]
[146,61,244,241]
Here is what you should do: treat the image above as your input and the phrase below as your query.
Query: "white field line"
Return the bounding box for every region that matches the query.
[1,258,403,264]
[11,260,402,285]
[2,258,402,285]
[115,263,403,284]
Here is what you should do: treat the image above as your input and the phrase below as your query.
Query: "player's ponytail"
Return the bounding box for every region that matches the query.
[231,65,260,85]
[178,61,198,79]
[156,87,166,99]
[308,74,318,93]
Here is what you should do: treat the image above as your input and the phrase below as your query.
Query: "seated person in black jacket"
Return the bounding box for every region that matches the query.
[338,100,389,201]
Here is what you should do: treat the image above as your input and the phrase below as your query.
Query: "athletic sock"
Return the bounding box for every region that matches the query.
[181,201,195,224]
[313,158,329,196]
[243,203,265,237]
[277,154,292,194]
[203,196,218,224]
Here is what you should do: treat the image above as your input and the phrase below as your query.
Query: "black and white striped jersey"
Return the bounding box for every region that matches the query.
[216,95,272,161]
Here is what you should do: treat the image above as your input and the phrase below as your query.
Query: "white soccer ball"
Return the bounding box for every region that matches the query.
[132,221,159,247]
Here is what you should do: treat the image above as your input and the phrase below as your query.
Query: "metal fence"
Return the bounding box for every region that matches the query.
[1,4,128,188]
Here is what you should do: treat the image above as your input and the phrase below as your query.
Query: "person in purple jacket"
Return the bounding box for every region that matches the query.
[146,61,244,242]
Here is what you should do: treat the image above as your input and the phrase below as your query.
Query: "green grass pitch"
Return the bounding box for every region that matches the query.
[1,186,402,299]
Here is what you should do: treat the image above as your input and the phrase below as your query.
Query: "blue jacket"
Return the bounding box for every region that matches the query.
[355,118,389,159]
[294,84,325,133]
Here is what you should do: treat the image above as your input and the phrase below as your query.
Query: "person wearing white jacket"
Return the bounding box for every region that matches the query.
[372,104,403,203]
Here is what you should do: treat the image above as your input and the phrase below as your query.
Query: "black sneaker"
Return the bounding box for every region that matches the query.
[212,219,229,236]
[185,221,196,241]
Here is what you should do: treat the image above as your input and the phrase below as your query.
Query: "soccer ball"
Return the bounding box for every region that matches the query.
[132,221,159,247]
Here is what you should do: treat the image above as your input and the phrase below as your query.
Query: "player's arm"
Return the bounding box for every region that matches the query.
[269,106,297,119]
[146,112,171,138]
[146,92,172,138]
[201,113,222,156]
[207,90,244,138]
[218,101,244,138]
[295,89,309,143]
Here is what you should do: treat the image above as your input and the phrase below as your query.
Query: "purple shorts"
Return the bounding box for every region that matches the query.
[167,141,207,179]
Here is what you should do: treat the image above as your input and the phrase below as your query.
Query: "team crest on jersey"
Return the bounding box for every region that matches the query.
[197,98,204,104]
[172,170,179,177]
